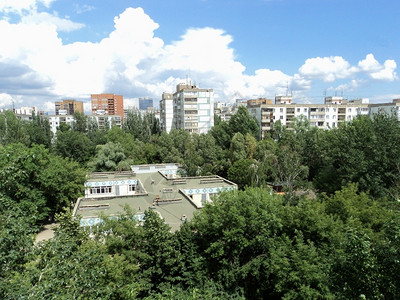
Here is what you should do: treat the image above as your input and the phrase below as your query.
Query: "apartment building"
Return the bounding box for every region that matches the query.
[165,83,214,134]
[91,93,124,120]
[369,99,400,120]
[13,106,42,121]
[160,92,174,133]
[55,99,84,115]
[248,96,370,139]
[90,114,122,130]
[47,114,75,135]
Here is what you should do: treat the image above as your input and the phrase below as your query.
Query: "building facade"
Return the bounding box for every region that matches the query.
[369,99,400,120]
[166,83,214,134]
[46,114,75,135]
[55,99,83,115]
[91,93,124,120]
[90,114,122,130]
[248,96,370,139]
[139,97,153,111]
[160,92,173,133]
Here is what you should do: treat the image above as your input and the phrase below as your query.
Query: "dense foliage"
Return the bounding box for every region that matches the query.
[1,108,400,298]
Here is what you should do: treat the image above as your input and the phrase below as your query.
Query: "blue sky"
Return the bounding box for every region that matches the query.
[1,0,399,112]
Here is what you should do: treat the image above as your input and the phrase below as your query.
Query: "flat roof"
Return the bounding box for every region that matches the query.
[75,170,236,231]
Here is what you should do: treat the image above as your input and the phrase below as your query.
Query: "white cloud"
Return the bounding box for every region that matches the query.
[0,5,398,111]
[0,93,14,108]
[298,53,398,84]
[335,79,362,92]
[0,0,54,15]
[369,59,397,81]
[357,54,397,81]
[21,12,85,32]
[298,56,357,82]
[0,93,23,108]
[42,100,54,112]
[358,54,381,72]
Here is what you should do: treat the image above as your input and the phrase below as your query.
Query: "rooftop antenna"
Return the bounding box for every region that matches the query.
[341,88,343,98]
[323,89,327,98]
[11,98,15,112]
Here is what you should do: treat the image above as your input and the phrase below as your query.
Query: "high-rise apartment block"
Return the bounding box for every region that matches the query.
[161,83,214,134]
[248,96,370,139]
[160,92,173,133]
[55,99,83,115]
[91,93,124,120]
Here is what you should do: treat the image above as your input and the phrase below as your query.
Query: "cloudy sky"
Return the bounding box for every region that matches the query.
[1,0,400,112]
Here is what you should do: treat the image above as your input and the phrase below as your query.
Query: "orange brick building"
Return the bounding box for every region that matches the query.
[91,93,124,120]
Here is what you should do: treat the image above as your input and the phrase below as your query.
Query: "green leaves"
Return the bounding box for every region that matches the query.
[0,143,85,223]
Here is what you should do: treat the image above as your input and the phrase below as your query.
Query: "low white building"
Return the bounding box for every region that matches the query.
[73,164,237,230]
[46,114,75,135]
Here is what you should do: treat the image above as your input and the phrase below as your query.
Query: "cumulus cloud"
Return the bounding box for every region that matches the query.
[0,93,14,108]
[0,5,398,111]
[357,54,397,81]
[358,54,381,72]
[369,59,397,81]
[298,56,357,82]
[298,53,398,84]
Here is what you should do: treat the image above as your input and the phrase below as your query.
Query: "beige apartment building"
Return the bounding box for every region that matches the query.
[55,99,84,115]
[248,96,370,139]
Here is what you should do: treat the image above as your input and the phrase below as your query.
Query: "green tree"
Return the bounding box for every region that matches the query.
[0,110,28,145]
[3,210,141,299]
[72,111,87,133]
[0,143,86,222]
[229,106,259,139]
[313,114,400,198]
[227,158,256,189]
[54,129,95,165]
[89,142,133,171]
[229,132,247,163]
[24,113,52,148]
[0,195,36,281]
[190,188,333,298]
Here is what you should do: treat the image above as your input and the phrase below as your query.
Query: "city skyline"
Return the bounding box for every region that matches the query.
[1,0,400,112]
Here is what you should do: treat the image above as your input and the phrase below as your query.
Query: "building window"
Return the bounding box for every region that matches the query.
[129,184,136,192]
[280,116,283,119]
[90,186,112,194]
[304,108,307,112]
[280,108,283,112]
[297,108,300,112]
